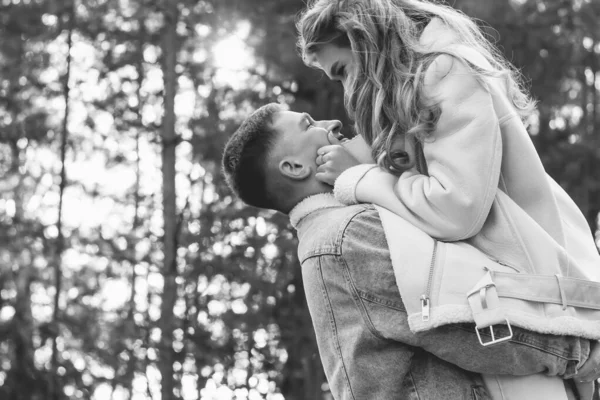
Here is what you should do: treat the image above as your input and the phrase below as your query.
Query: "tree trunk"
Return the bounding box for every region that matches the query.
[589,47,597,137]
[123,7,147,399]
[50,4,74,399]
[158,1,179,399]
[13,262,35,400]
[12,146,37,400]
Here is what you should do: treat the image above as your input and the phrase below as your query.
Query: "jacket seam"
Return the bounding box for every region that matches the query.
[336,208,403,341]
[298,205,371,264]
[339,255,389,342]
[300,247,340,263]
[462,115,501,240]
[495,194,536,273]
[408,371,421,400]
[316,257,357,400]
[498,112,518,125]
[337,206,376,248]
[498,173,510,198]
[335,206,372,248]
[356,289,406,312]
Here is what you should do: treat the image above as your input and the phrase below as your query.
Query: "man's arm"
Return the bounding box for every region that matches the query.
[300,253,416,400]
[341,208,589,377]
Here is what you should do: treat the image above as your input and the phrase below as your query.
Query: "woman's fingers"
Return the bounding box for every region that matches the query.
[573,341,600,383]
[316,145,338,166]
[317,145,342,157]
[316,153,324,165]
[315,145,360,184]
[315,165,335,185]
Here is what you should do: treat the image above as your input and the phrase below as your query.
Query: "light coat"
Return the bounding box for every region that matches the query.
[334,18,600,343]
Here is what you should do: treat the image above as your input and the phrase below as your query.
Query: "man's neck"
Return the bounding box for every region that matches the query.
[289,192,344,228]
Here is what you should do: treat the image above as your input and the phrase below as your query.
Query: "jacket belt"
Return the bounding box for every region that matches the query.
[467,271,600,330]
[468,272,600,398]
[490,272,600,310]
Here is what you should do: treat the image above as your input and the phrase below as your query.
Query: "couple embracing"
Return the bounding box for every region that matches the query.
[222,0,600,399]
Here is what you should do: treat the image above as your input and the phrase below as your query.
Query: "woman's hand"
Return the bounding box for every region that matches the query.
[573,340,600,383]
[315,144,360,185]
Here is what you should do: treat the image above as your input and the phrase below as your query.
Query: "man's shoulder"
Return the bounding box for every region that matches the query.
[296,204,384,263]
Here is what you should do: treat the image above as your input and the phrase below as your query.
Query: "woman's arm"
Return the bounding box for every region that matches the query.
[335,55,502,241]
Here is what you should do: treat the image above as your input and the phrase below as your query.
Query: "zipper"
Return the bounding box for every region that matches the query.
[421,240,438,322]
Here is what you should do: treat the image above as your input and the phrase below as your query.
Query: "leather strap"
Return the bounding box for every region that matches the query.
[467,271,600,334]
[490,271,600,310]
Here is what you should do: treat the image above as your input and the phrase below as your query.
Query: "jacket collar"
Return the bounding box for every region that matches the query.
[289,193,345,229]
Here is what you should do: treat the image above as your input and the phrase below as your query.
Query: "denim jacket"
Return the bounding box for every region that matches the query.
[292,194,588,400]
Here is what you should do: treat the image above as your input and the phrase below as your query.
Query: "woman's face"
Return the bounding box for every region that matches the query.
[311,43,356,88]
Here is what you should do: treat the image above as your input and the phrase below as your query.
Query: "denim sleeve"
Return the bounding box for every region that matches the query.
[301,253,416,400]
[340,209,590,378]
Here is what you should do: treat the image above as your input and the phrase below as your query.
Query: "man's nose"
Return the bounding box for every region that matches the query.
[327,121,343,136]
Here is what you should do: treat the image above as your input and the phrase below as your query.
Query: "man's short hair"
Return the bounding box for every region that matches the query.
[222,103,286,211]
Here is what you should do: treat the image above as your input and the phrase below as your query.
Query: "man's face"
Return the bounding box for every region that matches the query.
[270,111,342,175]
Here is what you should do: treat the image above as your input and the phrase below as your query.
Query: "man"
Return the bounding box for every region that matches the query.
[222,103,600,399]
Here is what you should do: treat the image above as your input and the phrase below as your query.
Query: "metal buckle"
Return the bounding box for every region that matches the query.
[475,319,513,347]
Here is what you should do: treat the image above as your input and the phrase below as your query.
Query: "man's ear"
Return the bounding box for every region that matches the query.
[279,158,311,181]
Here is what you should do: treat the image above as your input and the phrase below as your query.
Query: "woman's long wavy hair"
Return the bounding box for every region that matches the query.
[297,0,536,173]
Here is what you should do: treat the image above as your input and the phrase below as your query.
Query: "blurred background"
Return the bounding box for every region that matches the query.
[0,0,599,399]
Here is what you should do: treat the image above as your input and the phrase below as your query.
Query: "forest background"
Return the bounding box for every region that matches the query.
[1,0,599,399]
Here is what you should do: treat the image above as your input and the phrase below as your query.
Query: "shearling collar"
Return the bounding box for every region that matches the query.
[289,193,344,229]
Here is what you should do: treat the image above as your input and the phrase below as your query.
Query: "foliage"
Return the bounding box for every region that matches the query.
[0,0,598,399]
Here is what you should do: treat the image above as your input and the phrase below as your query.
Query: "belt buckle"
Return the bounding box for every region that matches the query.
[475,318,513,347]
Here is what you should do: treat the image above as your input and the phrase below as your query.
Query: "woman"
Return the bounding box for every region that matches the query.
[296,0,600,398]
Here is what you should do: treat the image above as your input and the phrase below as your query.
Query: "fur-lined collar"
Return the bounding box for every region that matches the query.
[289,193,344,229]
